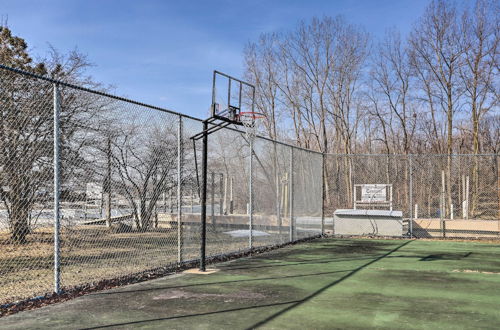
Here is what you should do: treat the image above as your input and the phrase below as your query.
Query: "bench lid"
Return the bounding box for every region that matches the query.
[334,209,403,217]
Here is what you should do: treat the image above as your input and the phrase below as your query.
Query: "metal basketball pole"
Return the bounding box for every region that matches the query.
[195,70,257,272]
[249,136,253,249]
[200,120,208,271]
[289,147,294,242]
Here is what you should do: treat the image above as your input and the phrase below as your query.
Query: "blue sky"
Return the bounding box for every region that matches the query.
[1,0,430,118]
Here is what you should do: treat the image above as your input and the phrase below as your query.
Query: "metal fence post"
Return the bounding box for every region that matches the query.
[409,154,413,238]
[441,170,446,238]
[199,120,208,272]
[169,190,173,213]
[497,154,500,222]
[249,137,253,249]
[321,152,325,235]
[177,116,183,263]
[465,175,470,220]
[219,173,223,216]
[229,177,234,214]
[211,172,215,230]
[275,142,282,242]
[190,187,194,213]
[104,136,112,228]
[289,147,294,242]
[53,83,61,294]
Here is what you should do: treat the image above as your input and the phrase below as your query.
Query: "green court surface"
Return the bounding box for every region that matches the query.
[1,238,500,329]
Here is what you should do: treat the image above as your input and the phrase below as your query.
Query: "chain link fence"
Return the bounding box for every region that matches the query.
[326,154,500,239]
[1,64,499,307]
[0,65,323,306]
[0,68,55,305]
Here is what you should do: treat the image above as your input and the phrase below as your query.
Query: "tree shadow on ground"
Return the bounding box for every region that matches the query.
[420,252,472,261]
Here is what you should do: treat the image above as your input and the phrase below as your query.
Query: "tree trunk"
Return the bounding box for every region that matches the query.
[10,189,30,244]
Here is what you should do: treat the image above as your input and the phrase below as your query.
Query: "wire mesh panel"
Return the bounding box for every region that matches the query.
[327,154,500,239]
[411,155,448,238]
[327,155,409,213]
[274,144,294,243]
[412,155,500,239]
[251,139,283,247]
[181,117,203,261]
[452,155,499,220]
[204,126,250,257]
[0,70,55,304]
[292,148,323,240]
[59,87,181,290]
[324,154,350,216]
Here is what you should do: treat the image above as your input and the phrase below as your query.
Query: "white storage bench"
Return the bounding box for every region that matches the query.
[333,209,403,237]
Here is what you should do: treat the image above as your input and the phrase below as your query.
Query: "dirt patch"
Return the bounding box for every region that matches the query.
[183,268,219,274]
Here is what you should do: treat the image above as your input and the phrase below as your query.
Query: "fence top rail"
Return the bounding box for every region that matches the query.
[0,64,323,156]
[0,64,200,121]
[325,153,500,157]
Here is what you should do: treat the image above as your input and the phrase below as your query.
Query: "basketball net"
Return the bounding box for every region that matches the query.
[239,112,265,142]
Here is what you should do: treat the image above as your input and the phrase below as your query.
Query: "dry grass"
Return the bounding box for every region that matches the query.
[0,225,255,305]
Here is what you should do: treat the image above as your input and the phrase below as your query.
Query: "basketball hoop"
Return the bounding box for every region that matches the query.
[238,111,265,139]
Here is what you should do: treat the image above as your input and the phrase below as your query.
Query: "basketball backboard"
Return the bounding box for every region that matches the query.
[211,70,255,125]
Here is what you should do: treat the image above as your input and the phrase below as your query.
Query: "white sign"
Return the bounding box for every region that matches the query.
[361,184,387,202]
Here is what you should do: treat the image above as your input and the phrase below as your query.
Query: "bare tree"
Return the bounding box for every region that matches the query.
[111,120,177,230]
[0,26,106,243]
[244,34,281,140]
[459,0,500,215]
[371,30,416,155]
[409,0,465,215]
